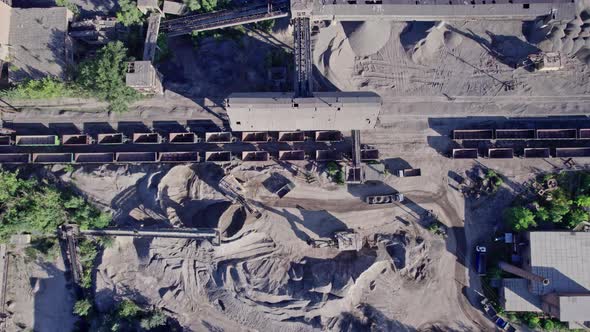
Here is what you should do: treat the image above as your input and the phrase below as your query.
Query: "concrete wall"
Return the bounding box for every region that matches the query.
[0,2,11,60]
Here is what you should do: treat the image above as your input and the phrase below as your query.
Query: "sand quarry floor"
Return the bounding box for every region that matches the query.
[2,1,590,331]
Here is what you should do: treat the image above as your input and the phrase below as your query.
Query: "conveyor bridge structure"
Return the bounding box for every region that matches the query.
[160,1,290,36]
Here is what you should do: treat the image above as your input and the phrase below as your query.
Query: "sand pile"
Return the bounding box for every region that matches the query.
[525,5,590,65]
[157,164,228,227]
[95,209,435,331]
[342,21,391,57]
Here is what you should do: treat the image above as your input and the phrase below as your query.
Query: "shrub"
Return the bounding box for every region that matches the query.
[504,207,536,231]
[73,299,93,317]
[543,319,555,331]
[0,78,85,100]
[528,316,540,329]
[575,195,590,207]
[140,310,167,329]
[117,299,141,318]
[565,209,589,228]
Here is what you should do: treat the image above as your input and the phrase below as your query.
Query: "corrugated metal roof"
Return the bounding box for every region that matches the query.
[7,7,70,82]
[502,278,543,312]
[225,92,381,131]
[559,295,590,322]
[529,232,590,296]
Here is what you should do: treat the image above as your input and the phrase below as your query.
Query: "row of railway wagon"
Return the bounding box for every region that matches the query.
[451,128,590,159]
[0,131,380,164]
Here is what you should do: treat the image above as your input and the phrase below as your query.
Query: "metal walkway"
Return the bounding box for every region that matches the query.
[80,228,220,245]
[293,17,313,97]
[161,2,289,37]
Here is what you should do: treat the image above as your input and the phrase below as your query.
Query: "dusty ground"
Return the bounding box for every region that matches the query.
[2,1,590,331]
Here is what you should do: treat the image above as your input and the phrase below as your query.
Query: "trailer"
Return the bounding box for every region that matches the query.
[159,152,200,163]
[536,129,577,140]
[241,132,269,143]
[495,129,536,140]
[32,153,73,164]
[360,149,379,161]
[452,129,493,140]
[488,148,514,159]
[205,132,234,143]
[278,150,305,161]
[555,147,590,158]
[75,153,115,163]
[15,135,60,146]
[0,136,11,146]
[315,131,343,142]
[62,134,91,146]
[169,132,197,144]
[452,148,479,159]
[0,153,30,163]
[116,152,158,162]
[524,148,550,158]
[278,131,305,142]
[241,151,269,162]
[397,168,421,177]
[205,151,232,162]
[316,150,342,161]
[97,133,124,145]
[132,133,161,144]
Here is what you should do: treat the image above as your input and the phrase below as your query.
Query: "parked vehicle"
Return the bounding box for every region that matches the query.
[365,193,404,204]
[475,245,487,276]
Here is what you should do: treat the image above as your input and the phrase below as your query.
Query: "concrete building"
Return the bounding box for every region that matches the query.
[163,1,187,15]
[225,91,382,131]
[501,232,590,329]
[0,1,73,82]
[125,61,163,95]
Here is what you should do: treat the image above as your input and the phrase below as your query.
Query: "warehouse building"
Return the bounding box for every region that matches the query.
[501,232,590,329]
[0,1,73,82]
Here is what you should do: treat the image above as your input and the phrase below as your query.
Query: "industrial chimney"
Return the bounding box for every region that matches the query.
[499,261,550,286]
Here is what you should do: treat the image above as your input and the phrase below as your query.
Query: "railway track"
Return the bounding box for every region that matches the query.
[293,17,313,97]
[161,2,289,36]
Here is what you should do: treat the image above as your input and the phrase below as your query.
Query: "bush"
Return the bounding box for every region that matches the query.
[527,316,541,329]
[575,195,590,207]
[0,78,85,100]
[73,299,93,317]
[543,319,555,331]
[565,209,589,228]
[140,310,167,330]
[116,0,144,26]
[117,299,142,318]
[504,207,536,231]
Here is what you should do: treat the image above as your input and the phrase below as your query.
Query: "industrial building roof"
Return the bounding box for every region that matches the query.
[502,278,543,312]
[307,0,576,21]
[126,61,157,88]
[7,6,71,82]
[225,92,382,131]
[529,232,590,296]
[559,295,590,322]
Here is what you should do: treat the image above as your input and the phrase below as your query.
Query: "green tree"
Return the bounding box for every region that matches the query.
[116,0,144,26]
[184,0,201,11]
[73,299,93,317]
[77,42,139,113]
[528,315,540,329]
[504,207,536,231]
[565,209,589,229]
[575,195,590,207]
[543,319,555,331]
[117,299,141,318]
[535,206,550,222]
[140,310,167,329]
